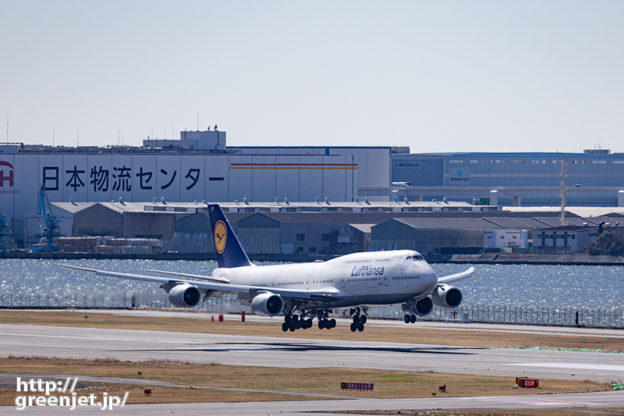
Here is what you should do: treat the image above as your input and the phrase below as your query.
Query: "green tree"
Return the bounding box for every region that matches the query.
[586,231,624,256]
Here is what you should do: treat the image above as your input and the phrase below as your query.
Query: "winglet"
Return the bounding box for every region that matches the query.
[207,204,252,268]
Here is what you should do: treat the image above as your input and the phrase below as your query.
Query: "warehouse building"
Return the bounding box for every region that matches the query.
[26,199,624,256]
[1,130,397,243]
[390,150,624,207]
[7,127,624,248]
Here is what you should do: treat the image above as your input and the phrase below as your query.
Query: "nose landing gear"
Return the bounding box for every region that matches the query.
[403,313,417,324]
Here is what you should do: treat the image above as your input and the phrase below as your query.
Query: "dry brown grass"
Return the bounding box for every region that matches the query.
[341,410,624,416]
[0,310,621,352]
[0,356,610,406]
[1,383,310,406]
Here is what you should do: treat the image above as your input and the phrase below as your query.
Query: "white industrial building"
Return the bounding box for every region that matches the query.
[0,130,396,243]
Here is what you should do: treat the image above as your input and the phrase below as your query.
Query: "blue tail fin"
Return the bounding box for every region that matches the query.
[207,204,252,268]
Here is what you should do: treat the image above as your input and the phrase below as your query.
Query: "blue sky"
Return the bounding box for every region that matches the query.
[1,0,623,152]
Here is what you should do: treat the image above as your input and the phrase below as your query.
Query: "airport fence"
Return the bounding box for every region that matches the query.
[427,304,623,328]
[0,292,622,329]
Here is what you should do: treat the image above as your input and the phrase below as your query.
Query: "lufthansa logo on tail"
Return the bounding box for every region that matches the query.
[214,220,227,254]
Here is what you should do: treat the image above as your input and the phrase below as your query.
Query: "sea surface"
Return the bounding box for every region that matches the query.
[0,259,621,309]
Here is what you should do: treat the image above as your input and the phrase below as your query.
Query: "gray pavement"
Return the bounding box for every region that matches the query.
[1,319,624,414]
[0,324,622,383]
[2,391,623,415]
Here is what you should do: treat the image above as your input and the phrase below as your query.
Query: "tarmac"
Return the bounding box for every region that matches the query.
[3,391,624,415]
[0,311,623,414]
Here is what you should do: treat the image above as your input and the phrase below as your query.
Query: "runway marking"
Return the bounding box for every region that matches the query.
[508,362,624,372]
[456,396,602,406]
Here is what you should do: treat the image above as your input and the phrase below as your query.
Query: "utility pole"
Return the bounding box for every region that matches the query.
[560,159,568,226]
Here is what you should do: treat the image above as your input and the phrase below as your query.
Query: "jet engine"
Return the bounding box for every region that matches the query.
[432,284,463,308]
[168,283,201,308]
[414,296,434,316]
[251,292,284,316]
[402,296,434,316]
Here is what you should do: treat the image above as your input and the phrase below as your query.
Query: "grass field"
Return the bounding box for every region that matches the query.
[0,310,621,352]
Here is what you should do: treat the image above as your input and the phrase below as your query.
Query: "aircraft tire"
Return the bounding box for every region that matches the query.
[350,323,357,332]
[353,315,360,324]
[330,319,336,328]
[410,314,416,324]
[360,315,367,324]
[403,314,410,324]
[282,323,289,332]
[357,323,364,332]
[318,320,326,330]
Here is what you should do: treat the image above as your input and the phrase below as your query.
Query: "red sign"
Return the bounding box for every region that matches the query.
[519,379,539,388]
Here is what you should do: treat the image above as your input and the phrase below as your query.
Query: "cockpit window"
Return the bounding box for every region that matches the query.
[406,255,424,261]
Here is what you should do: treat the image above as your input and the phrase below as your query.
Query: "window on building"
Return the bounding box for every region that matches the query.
[296,233,305,241]
[309,247,317,253]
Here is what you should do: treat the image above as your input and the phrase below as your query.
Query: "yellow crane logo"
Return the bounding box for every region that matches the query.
[214,220,227,254]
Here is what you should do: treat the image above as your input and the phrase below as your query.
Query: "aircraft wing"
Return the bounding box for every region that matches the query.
[145,269,230,283]
[437,267,475,284]
[60,264,340,301]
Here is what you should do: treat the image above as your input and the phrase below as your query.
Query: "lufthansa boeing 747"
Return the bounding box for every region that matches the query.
[62,204,474,332]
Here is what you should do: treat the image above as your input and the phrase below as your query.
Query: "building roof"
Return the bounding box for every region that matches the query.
[391,217,502,230]
[50,202,97,214]
[348,224,375,233]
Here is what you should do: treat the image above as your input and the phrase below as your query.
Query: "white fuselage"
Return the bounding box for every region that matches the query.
[213,250,438,308]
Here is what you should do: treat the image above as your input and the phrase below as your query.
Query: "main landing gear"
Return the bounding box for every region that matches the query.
[282,314,314,332]
[317,311,336,330]
[350,307,367,332]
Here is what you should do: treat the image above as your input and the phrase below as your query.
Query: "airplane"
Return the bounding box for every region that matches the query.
[62,204,474,332]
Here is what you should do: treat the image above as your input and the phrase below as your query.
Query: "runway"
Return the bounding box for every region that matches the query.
[1,323,622,383]
[1,318,623,414]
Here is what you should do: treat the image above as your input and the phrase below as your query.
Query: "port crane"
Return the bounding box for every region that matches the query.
[31,185,60,252]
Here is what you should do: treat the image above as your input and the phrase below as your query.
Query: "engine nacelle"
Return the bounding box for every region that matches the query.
[401,296,433,316]
[414,296,434,316]
[251,292,284,316]
[168,283,201,308]
[432,284,463,308]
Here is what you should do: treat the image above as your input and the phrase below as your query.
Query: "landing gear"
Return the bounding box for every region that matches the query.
[317,310,336,330]
[349,307,367,332]
[282,313,315,332]
[403,314,417,324]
